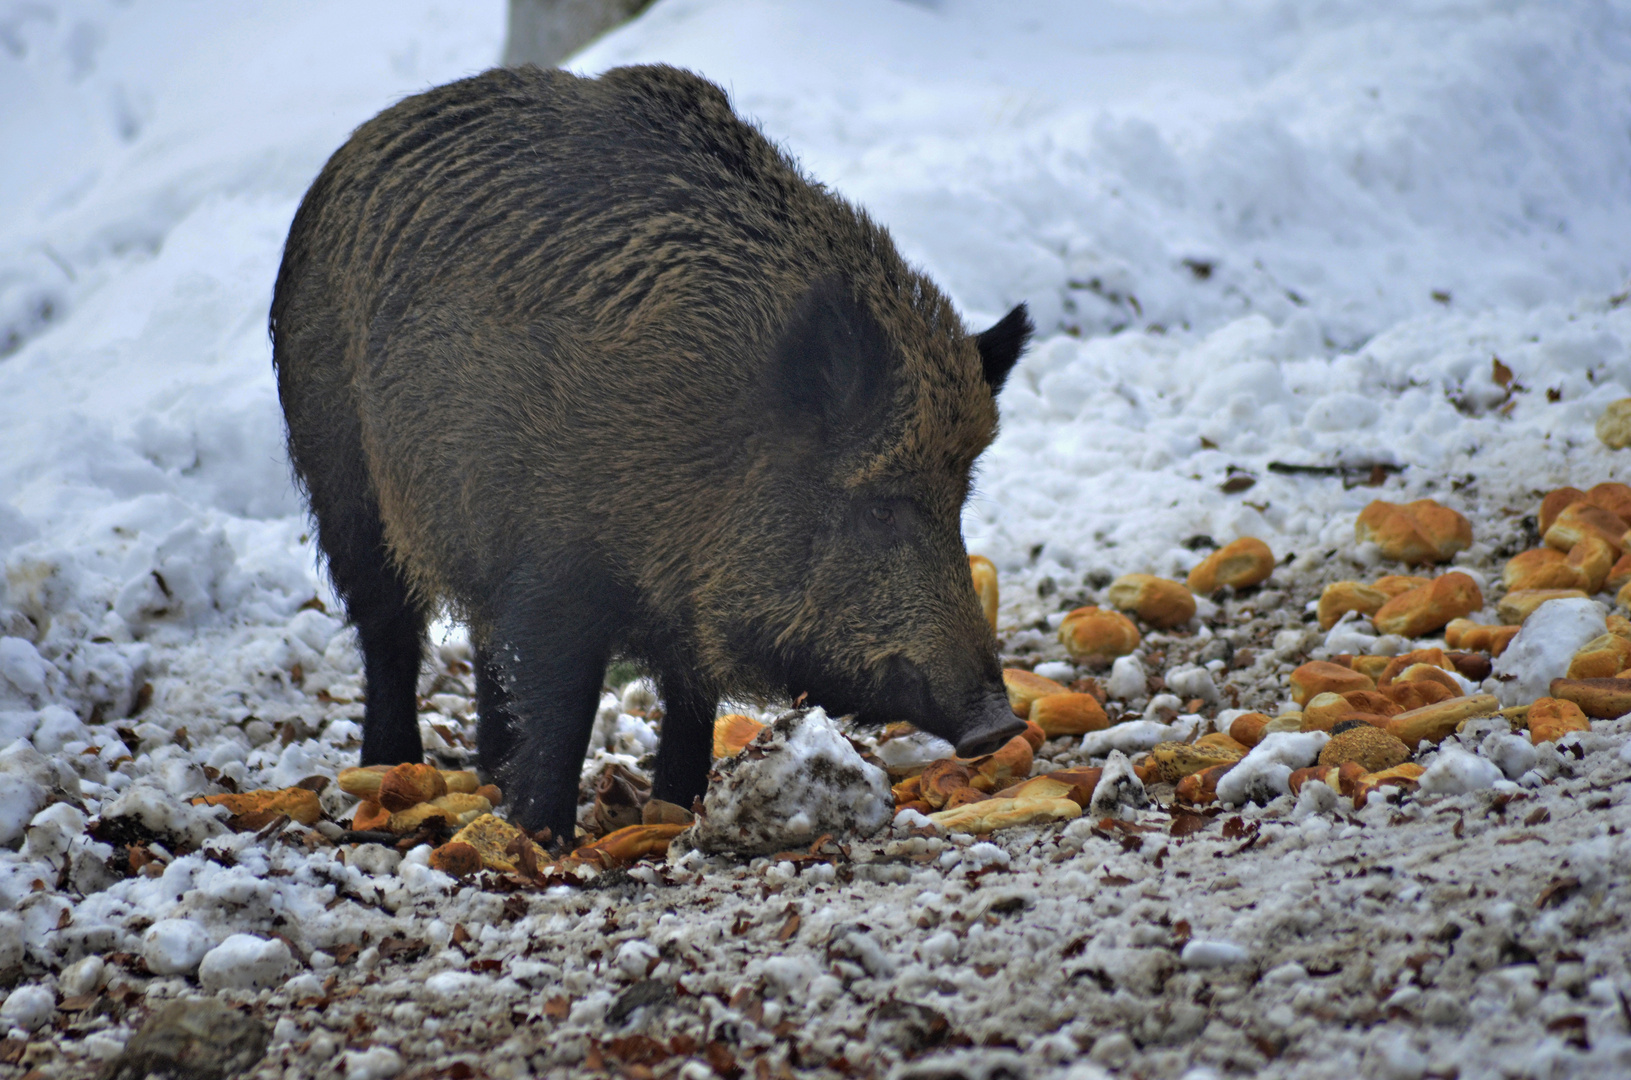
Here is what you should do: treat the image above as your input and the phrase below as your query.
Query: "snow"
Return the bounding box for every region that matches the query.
[29,703,86,753]
[1105,655,1147,700]
[1088,749,1148,819]
[349,843,401,878]
[873,729,957,773]
[1164,665,1219,704]
[613,938,659,979]
[197,932,292,992]
[0,984,54,1032]
[140,917,212,976]
[0,773,45,848]
[690,707,893,855]
[759,955,819,997]
[891,807,934,833]
[0,738,58,845]
[1179,940,1249,969]
[422,971,488,998]
[961,842,1012,873]
[0,637,50,701]
[1490,597,1608,707]
[1291,779,1340,820]
[98,782,226,849]
[21,799,84,865]
[1078,715,1199,757]
[1480,730,1539,782]
[1032,660,1077,683]
[1417,742,1504,796]
[576,3,1631,345]
[342,1046,405,1080]
[58,954,105,997]
[1215,730,1329,807]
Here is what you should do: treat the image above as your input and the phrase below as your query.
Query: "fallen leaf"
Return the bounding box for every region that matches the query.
[703,1042,743,1080]
[1537,876,1581,909]
[1545,1015,1589,1050]
[1169,812,1205,838]
[776,909,801,943]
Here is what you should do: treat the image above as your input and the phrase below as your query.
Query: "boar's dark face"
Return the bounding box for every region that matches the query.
[729,276,1033,758]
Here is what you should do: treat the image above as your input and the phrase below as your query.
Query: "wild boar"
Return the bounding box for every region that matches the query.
[270,64,1032,841]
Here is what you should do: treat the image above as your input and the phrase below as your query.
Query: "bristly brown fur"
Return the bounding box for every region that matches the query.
[271,64,1032,838]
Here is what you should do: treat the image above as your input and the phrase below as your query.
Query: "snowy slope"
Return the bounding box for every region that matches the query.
[575,0,1631,344]
[0,1,505,724]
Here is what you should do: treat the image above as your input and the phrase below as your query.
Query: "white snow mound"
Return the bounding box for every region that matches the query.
[690,708,893,855]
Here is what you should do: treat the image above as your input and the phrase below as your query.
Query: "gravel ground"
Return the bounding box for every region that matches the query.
[6,510,1631,1080]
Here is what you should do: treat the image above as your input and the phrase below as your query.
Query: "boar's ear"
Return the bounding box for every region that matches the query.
[765,276,895,440]
[974,303,1033,395]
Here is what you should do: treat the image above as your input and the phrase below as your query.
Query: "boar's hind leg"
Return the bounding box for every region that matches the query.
[328,528,427,767]
[301,464,426,766]
[650,675,717,814]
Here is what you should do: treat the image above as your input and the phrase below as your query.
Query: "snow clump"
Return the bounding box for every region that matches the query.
[872,729,956,774]
[1216,731,1329,807]
[0,767,48,848]
[0,739,67,846]
[141,918,214,976]
[0,984,55,1032]
[96,783,228,850]
[342,1046,405,1080]
[1079,714,1200,757]
[198,933,292,992]
[1105,655,1147,700]
[1481,731,1539,781]
[1089,749,1148,819]
[58,955,105,997]
[1165,665,1218,704]
[1491,598,1607,707]
[1418,743,1504,796]
[21,801,86,866]
[1181,940,1250,969]
[690,708,892,855]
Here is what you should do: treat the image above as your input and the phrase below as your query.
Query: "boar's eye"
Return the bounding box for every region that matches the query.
[858,499,914,542]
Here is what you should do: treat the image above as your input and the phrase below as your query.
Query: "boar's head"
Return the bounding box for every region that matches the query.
[707,274,1032,759]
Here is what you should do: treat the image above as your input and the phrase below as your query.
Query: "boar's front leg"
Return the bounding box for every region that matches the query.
[474,646,518,777]
[483,574,618,845]
[650,673,717,814]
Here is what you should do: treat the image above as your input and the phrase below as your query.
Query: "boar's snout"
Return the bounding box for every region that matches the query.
[863,655,1023,759]
[953,691,1027,759]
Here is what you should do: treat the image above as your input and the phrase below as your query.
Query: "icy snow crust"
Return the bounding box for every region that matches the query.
[3,1,1631,1078]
